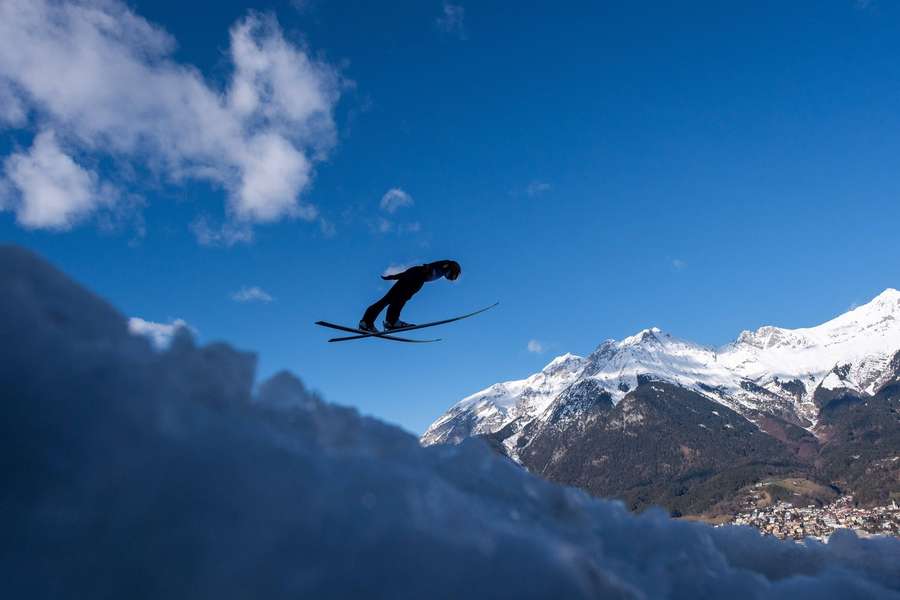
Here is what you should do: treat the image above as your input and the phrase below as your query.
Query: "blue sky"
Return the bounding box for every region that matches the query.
[2,0,900,433]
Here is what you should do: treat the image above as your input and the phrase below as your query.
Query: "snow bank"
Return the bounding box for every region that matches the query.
[2,244,899,600]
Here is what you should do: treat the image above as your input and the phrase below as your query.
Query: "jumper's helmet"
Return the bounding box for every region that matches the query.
[444,261,461,281]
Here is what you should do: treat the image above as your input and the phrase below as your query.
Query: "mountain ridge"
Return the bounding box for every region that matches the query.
[424,288,900,449]
[422,289,900,514]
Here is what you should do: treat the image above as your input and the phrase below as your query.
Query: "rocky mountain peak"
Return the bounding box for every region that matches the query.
[541,352,584,374]
[735,326,794,350]
[424,289,900,451]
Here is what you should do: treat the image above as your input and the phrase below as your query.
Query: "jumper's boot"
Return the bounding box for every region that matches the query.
[383,319,415,331]
[358,320,379,333]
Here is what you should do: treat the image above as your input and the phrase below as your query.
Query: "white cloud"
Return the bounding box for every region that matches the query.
[0,0,342,234]
[365,188,420,235]
[231,286,274,303]
[4,130,112,229]
[525,181,551,197]
[190,217,254,247]
[128,317,191,349]
[527,339,545,354]
[379,188,414,213]
[0,81,27,126]
[672,258,687,271]
[383,264,412,277]
[291,0,317,14]
[233,133,314,223]
[370,216,421,235]
[372,189,418,235]
[319,217,336,238]
[436,2,466,39]
[373,217,395,234]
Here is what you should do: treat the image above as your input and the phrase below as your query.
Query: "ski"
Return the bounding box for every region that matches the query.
[313,322,441,343]
[315,301,499,343]
[328,332,441,343]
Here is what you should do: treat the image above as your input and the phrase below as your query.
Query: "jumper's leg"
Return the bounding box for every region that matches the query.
[362,294,391,326]
[386,296,410,325]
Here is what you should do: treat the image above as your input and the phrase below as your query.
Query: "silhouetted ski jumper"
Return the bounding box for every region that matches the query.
[362,260,461,329]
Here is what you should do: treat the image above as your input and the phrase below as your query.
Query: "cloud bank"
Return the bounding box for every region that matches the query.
[0,0,342,235]
[4,244,900,599]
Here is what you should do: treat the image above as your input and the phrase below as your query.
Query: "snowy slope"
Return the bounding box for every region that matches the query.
[721,289,900,401]
[423,289,900,451]
[421,353,586,445]
[582,328,732,403]
[9,244,900,598]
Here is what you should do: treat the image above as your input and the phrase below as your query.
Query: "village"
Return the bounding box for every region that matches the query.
[728,495,900,541]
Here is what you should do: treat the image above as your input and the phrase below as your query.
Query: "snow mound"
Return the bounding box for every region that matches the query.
[3,244,900,599]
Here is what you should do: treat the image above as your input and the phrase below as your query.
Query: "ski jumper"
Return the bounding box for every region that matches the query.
[362,260,459,327]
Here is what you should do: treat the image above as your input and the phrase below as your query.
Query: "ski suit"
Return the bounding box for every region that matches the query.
[362,260,459,326]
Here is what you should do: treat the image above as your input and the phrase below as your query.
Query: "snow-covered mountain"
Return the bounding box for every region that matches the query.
[422,289,900,458]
